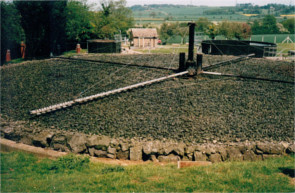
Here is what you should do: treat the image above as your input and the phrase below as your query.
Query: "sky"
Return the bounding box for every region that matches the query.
[85,0,294,7]
[123,0,294,6]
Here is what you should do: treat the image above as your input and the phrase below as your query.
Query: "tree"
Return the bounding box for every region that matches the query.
[262,15,279,34]
[251,19,263,34]
[282,18,294,34]
[206,24,218,40]
[1,1,23,63]
[92,0,134,39]
[218,21,251,40]
[240,23,252,39]
[174,22,189,44]
[218,21,233,39]
[159,22,176,44]
[14,1,67,58]
[65,0,94,43]
[195,17,211,32]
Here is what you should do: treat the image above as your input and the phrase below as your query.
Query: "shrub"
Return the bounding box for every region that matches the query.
[48,154,90,172]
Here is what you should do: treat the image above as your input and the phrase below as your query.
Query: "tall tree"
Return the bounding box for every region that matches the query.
[1,2,23,63]
[206,24,218,40]
[92,0,134,39]
[174,22,189,44]
[14,1,67,58]
[281,18,294,34]
[65,0,94,43]
[219,21,251,40]
[159,22,176,44]
[195,17,212,32]
[262,15,279,34]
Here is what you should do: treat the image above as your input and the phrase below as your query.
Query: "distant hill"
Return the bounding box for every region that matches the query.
[131,4,295,25]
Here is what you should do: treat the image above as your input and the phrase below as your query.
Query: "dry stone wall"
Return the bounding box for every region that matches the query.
[1,120,294,163]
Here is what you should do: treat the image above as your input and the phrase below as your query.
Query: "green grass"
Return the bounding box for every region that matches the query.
[134,45,189,54]
[277,43,295,55]
[61,49,88,57]
[2,58,26,66]
[1,151,294,192]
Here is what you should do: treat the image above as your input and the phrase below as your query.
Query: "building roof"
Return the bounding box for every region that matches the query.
[130,28,158,38]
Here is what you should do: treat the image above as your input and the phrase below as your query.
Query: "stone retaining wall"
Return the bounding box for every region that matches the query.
[1,120,294,163]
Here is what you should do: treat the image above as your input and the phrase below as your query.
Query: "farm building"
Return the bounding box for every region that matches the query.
[129,28,158,48]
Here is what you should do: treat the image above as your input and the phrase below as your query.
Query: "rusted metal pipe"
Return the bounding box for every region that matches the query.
[188,22,196,61]
[30,71,189,116]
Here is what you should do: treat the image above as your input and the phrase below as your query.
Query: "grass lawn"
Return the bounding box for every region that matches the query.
[133,45,189,54]
[1,152,294,192]
[277,43,295,55]
[61,49,88,57]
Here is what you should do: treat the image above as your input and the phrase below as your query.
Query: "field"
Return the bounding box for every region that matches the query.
[1,54,294,143]
[1,151,294,192]
[166,34,295,44]
[133,5,250,25]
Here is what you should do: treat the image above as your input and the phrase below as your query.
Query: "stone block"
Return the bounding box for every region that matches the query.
[107,146,117,155]
[117,150,129,160]
[227,147,243,161]
[67,134,87,153]
[130,146,142,161]
[94,150,108,158]
[256,142,285,155]
[143,140,162,155]
[32,131,54,147]
[209,153,222,163]
[86,135,111,150]
[243,150,258,161]
[194,151,207,161]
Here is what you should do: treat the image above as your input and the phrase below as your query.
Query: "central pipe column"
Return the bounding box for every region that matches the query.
[188,22,195,61]
[186,22,197,75]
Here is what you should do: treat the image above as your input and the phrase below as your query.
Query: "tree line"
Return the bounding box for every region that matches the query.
[159,15,294,43]
[1,0,134,62]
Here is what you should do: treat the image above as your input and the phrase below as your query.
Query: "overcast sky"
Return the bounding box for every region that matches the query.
[123,0,293,6]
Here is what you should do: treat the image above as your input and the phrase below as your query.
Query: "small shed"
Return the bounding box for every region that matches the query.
[87,40,121,53]
[130,28,158,48]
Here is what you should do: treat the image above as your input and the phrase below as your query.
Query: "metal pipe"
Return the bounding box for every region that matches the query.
[188,22,196,61]
[30,71,189,116]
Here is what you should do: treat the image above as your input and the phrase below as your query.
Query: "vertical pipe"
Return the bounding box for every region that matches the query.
[188,22,196,61]
[179,52,186,72]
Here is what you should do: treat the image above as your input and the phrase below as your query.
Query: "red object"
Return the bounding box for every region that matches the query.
[158,39,162,44]
[21,42,26,59]
[6,49,11,62]
[76,44,81,54]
